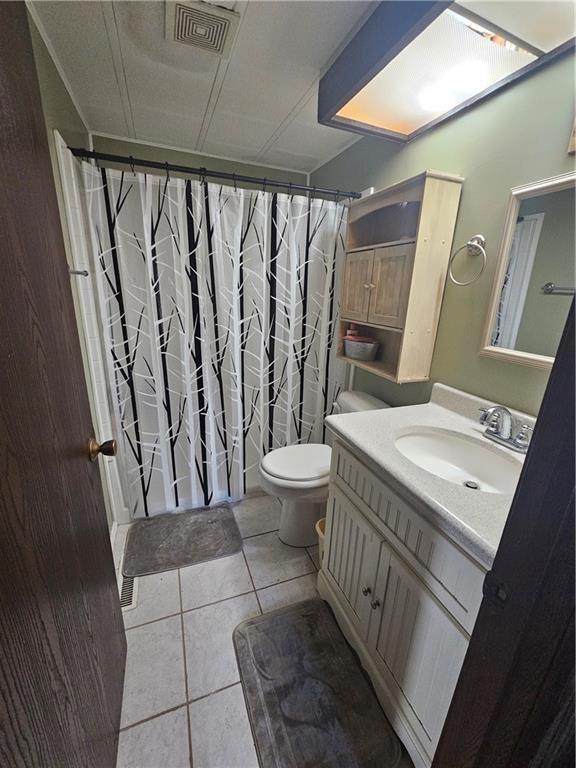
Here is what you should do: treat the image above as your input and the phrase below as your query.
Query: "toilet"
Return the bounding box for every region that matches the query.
[259,391,389,547]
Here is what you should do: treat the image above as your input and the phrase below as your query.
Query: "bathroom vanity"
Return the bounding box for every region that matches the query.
[318,384,533,768]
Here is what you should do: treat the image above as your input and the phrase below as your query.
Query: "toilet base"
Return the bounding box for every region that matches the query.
[278,499,325,547]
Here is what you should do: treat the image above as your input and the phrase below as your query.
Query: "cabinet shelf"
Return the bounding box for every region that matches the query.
[347,237,415,254]
[343,319,404,333]
[337,354,415,383]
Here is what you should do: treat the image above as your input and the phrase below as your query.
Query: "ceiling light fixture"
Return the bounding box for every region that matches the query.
[318,1,574,143]
[418,59,489,113]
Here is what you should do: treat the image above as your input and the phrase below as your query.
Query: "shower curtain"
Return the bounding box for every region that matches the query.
[79,162,347,518]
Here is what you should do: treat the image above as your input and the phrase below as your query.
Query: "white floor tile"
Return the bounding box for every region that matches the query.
[123,570,180,629]
[121,616,186,728]
[183,593,260,700]
[189,684,258,768]
[232,495,281,538]
[117,707,190,768]
[257,574,319,613]
[243,532,315,589]
[180,553,252,612]
[307,545,320,570]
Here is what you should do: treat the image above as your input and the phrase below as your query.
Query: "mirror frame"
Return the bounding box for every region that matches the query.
[480,171,576,369]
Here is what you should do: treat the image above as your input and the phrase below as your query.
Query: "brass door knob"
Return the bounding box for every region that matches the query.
[88,437,117,462]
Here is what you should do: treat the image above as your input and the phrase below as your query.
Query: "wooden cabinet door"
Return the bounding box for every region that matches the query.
[325,486,383,639]
[341,250,374,321]
[368,547,469,755]
[367,242,415,328]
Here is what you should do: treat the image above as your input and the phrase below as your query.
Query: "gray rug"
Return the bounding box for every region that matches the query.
[234,598,403,768]
[122,504,242,577]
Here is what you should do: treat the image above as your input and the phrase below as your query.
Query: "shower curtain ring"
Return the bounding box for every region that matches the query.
[262,177,267,193]
[335,189,341,203]
[233,173,237,191]
[164,161,170,182]
[129,155,135,174]
[200,167,207,185]
[288,182,292,196]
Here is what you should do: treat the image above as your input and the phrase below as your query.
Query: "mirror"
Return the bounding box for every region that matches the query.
[481,172,575,368]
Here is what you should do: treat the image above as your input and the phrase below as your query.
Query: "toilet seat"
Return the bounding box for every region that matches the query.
[261,444,331,484]
[260,464,329,492]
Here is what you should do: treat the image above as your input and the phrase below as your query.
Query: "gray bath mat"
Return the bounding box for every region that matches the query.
[233,598,403,768]
[122,504,242,577]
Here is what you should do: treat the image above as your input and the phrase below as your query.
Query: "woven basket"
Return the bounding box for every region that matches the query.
[344,338,378,361]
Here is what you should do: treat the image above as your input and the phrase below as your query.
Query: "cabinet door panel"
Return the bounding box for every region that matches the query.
[368,243,415,327]
[341,250,373,321]
[368,549,468,753]
[325,487,381,638]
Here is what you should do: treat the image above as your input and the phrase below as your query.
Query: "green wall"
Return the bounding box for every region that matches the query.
[92,136,308,189]
[312,55,575,415]
[29,13,89,264]
[29,17,89,167]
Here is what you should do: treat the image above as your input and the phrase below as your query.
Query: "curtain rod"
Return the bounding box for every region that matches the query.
[68,147,361,200]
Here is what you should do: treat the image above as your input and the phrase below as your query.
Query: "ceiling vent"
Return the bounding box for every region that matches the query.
[166,1,240,58]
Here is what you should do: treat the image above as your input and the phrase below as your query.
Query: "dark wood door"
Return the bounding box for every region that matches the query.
[0,5,126,767]
[432,302,575,767]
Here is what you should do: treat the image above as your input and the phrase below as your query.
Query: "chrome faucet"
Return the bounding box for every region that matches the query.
[478,405,533,453]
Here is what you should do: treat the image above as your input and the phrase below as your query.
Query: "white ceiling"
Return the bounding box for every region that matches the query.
[30,0,376,173]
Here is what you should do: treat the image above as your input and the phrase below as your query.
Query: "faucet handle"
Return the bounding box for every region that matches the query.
[486,411,503,435]
[479,406,501,433]
[513,424,533,452]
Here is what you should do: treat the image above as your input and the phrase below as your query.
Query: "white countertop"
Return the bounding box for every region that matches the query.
[325,384,535,568]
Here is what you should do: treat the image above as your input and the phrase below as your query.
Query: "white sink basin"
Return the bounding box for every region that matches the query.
[395,429,522,494]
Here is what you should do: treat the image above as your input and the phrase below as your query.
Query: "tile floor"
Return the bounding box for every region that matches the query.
[114,494,321,768]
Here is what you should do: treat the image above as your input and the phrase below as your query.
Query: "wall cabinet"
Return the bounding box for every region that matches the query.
[319,441,485,768]
[338,171,463,383]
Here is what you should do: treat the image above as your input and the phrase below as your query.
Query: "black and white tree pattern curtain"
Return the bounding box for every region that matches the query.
[82,162,347,518]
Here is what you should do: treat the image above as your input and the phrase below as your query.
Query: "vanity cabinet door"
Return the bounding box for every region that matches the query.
[341,250,374,321]
[325,486,384,639]
[368,547,469,756]
[367,243,415,328]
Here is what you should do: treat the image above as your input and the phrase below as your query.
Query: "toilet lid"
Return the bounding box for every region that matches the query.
[262,444,332,482]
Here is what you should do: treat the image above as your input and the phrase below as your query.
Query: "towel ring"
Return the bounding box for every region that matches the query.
[448,235,487,286]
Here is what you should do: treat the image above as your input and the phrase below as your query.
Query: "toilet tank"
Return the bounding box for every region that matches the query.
[333,390,390,414]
